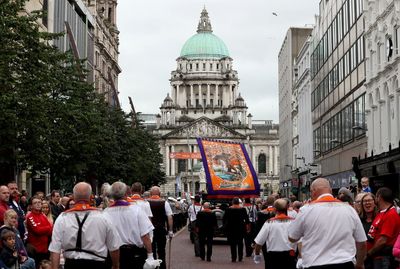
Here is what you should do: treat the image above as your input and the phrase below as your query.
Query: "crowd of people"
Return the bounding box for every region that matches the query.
[186,176,400,269]
[0,181,189,269]
[0,176,399,269]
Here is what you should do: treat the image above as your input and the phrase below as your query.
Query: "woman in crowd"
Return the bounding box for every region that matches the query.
[354,193,365,215]
[26,196,53,266]
[41,200,54,226]
[0,210,35,269]
[359,192,377,269]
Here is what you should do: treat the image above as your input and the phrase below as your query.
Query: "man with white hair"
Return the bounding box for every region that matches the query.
[103,182,155,269]
[288,178,367,269]
[49,182,121,269]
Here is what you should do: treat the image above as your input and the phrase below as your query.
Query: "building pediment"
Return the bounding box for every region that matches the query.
[162,117,246,139]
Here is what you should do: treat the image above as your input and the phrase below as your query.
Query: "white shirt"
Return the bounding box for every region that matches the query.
[164,200,173,216]
[49,209,122,261]
[131,199,153,218]
[187,204,202,222]
[288,194,367,268]
[287,209,298,219]
[255,215,296,252]
[103,203,154,247]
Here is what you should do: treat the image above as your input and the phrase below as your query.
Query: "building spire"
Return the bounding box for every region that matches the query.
[197,7,213,33]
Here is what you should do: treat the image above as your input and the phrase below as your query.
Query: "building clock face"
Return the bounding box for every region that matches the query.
[386,37,393,60]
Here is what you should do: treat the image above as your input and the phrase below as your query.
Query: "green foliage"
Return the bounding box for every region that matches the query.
[0,0,165,190]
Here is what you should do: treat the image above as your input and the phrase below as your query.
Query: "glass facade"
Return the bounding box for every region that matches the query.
[311,0,366,159]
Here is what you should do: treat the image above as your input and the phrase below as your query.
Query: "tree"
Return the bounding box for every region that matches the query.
[0,0,165,190]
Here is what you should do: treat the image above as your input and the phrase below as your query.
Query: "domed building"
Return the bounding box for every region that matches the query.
[153,8,279,196]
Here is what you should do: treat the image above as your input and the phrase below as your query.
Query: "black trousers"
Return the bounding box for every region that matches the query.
[227,235,244,261]
[244,222,256,256]
[65,259,106,269]
[120,245,147,269]
[265,251,296,269]
[152,228,167,269]
[198,231,213,260]
[306,261,355,269]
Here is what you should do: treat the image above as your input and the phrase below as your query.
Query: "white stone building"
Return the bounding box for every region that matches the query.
[152,8,279,197]
[278,27,313,195]
[291,36,315,198]
[355,0,400,196]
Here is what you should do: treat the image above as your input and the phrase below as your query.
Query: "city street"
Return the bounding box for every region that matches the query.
[167,227,264,269]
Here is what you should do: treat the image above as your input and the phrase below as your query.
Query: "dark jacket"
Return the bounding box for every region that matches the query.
[8,199,25,237]
[196,210,217,235]
[223,206,249,237]
[0,245,18,268]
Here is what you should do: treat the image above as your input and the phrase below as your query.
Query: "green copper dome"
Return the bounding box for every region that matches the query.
[180,8,230,59]
[180,33,229,59]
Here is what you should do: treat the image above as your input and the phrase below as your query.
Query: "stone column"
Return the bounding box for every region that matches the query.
[251,146,256,168]
[193,145,198,164]
[274,146,279,176]
[176,84,180,107]
[230,84,234,106]
[165,145,170,176]
[171,145,175,176]
[171,85,176,103]
[190,84,194,107]
[207,84,210,106]
[269,146,273,175]
[188,143,192,170]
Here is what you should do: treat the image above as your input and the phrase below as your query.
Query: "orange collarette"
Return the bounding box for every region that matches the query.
[130,194,144,201]
[149,195,161,200]
[312,194,341,203]
[269,213,293,221]
[64,203,98,213]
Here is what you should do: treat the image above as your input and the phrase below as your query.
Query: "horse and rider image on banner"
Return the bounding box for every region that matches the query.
[197,138,260,199]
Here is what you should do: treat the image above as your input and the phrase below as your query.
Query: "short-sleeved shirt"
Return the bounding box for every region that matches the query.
[130,197,153,218]
[188,204,202,222]
[49,209,122,261]
[103,202,154,247]
[288,194,367,268]
[367,206,400,250]
[254,214,295,252]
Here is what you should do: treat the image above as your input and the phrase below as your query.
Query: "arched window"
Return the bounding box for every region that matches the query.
[258,154,267,174]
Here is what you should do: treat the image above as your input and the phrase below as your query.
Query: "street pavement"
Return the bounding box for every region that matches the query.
[166,226,264,269]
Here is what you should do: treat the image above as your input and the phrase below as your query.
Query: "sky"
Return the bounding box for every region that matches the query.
[117,0,320,123]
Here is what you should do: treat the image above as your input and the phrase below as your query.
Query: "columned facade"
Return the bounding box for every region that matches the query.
[353,0,400,197]
[153,8,279,197]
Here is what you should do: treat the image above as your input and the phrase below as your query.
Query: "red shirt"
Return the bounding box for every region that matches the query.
[367,206,400,250]
[0,201,10,225]
[26,211,53,253]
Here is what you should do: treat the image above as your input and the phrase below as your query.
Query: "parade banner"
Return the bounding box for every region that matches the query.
[197,138,260,198]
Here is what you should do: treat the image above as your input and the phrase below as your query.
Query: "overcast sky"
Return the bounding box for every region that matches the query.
[117,0,319,123]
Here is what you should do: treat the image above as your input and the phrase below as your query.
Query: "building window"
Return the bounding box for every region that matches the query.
[190,63,193,70]
[210,63,213,70]
[258,154,267,174]
[395,26,400,55]
[178,159,186,173]
[342,104,353,142]
[313,128,320,157]
[354,94,366,137]
[203,63,206,70]
[196,63,199,70]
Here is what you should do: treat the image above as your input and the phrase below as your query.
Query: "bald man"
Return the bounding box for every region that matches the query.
[49,182,122,269]
[288,178,367,269]
[253,199,296,268]
[147,186,173,269]
[0,186,10,225]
